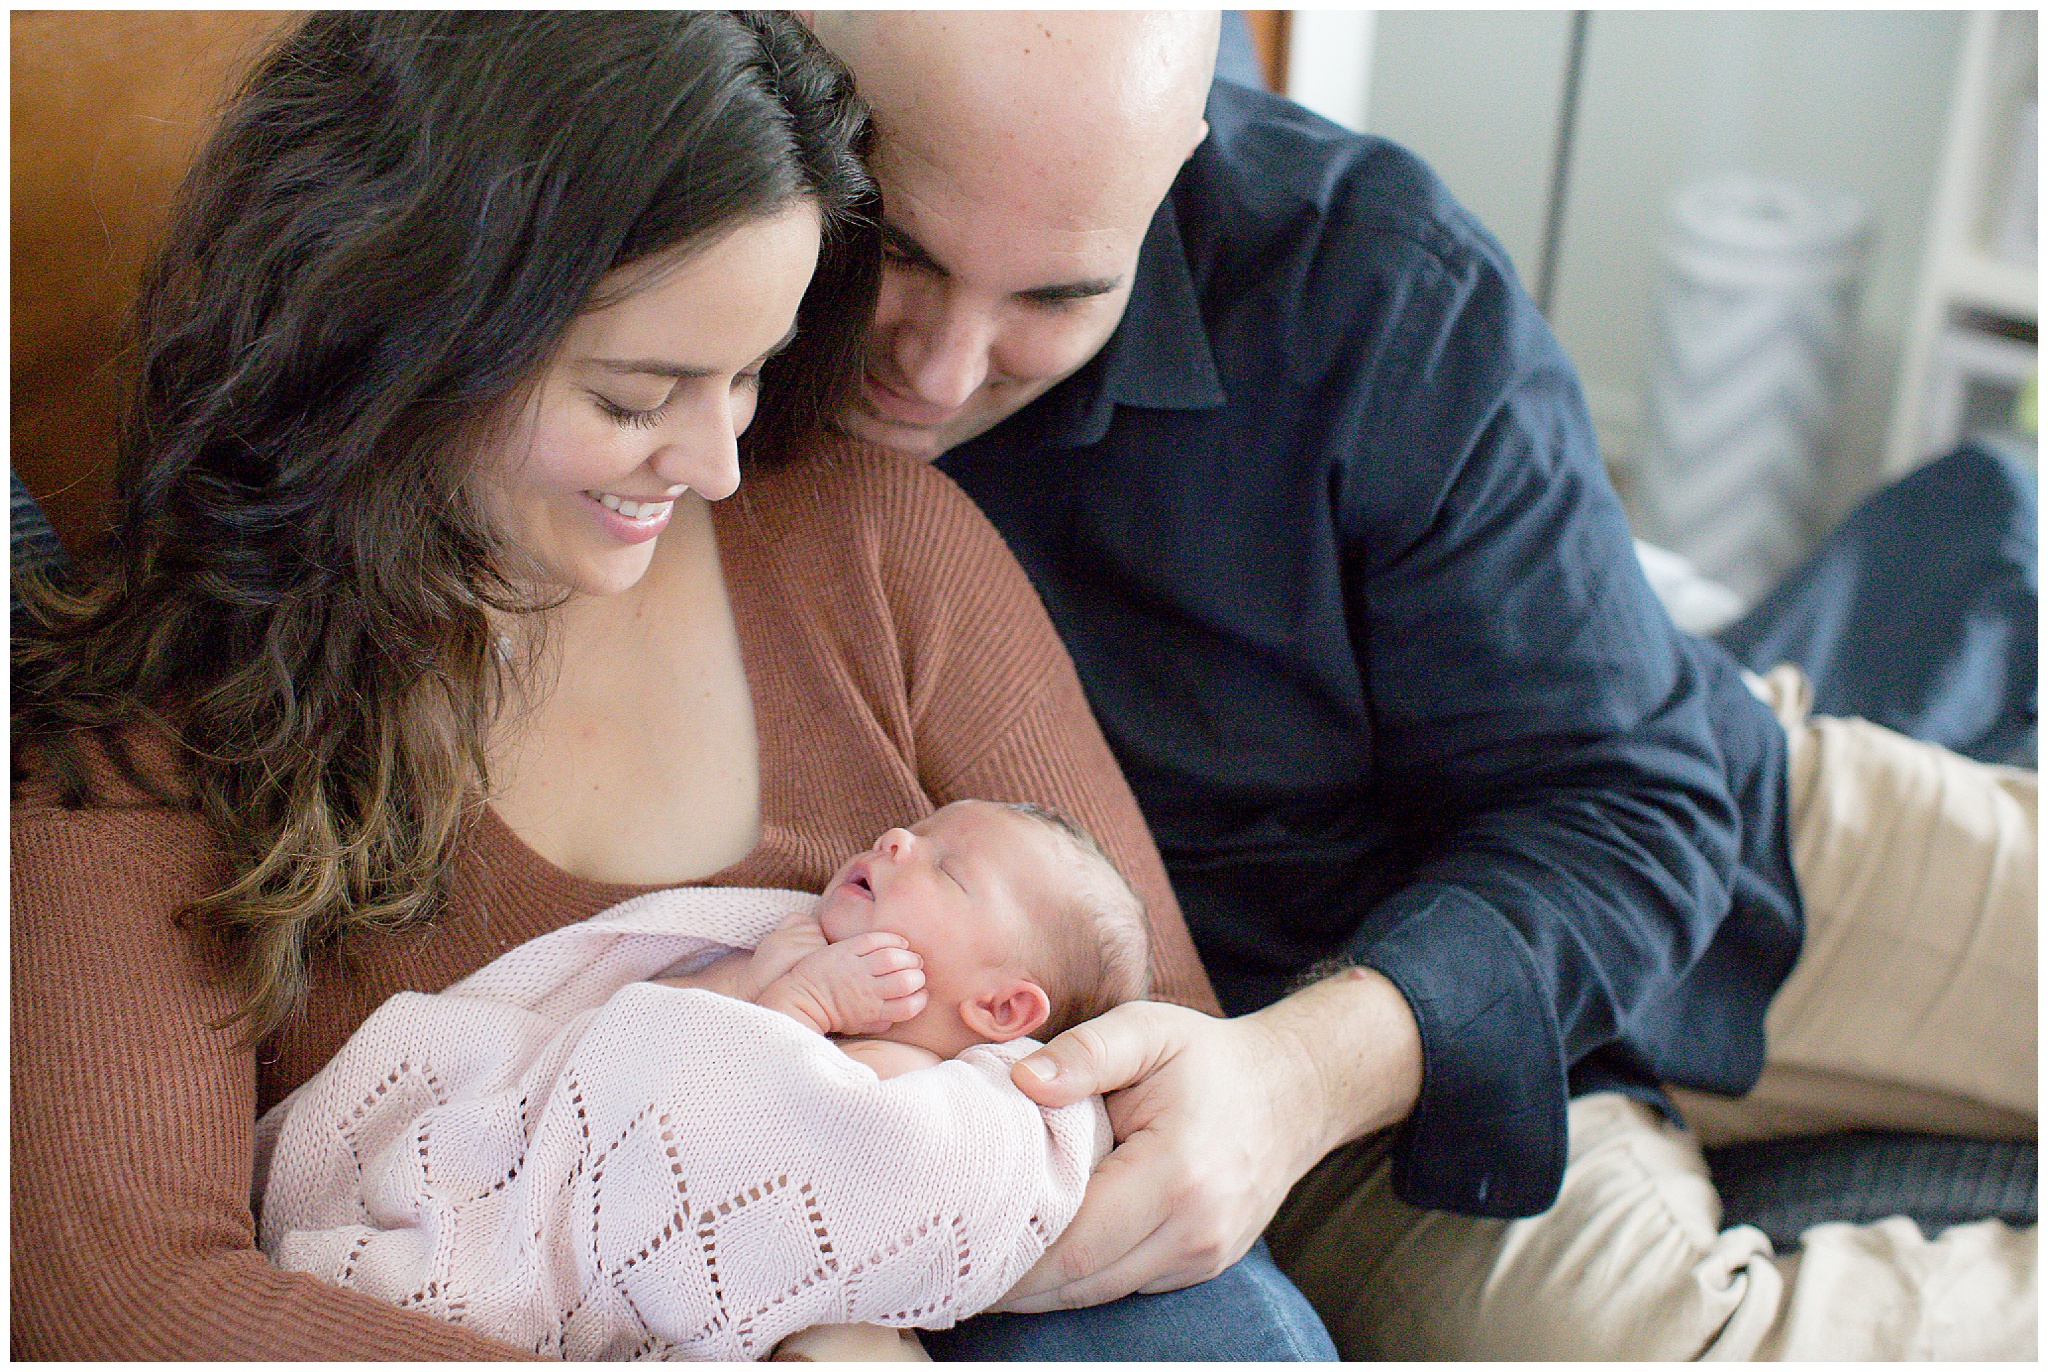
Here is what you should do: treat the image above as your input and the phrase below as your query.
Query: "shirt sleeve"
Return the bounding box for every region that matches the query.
[857,453,1223,1018]
[10,802,539,1359]
[1324,210,1741,1216]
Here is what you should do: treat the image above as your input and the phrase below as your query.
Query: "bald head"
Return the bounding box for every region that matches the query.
[811,12,1221,458]
[813,12,1216,218]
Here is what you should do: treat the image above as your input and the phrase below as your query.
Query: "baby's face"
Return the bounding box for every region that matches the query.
[817,801,1061,1048]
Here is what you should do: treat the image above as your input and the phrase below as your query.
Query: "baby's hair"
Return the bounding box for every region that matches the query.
[994,801,1151,1036]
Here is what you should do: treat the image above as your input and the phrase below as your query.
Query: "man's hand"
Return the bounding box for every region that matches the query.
[756,932,928,1037]
[998,967,1422,1311]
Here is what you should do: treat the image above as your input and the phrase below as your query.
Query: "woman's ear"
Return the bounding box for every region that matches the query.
[960,977,1051,1043]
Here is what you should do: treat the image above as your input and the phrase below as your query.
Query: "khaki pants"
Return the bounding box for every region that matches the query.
[1268,667,2038,1359]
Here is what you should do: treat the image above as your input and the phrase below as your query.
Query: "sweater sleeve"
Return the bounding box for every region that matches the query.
[856,454,1222,1017]
[9,801,537,1359]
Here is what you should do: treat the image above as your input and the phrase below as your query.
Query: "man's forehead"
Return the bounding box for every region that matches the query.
[876,141,1145,294]
[818,11,1213,119]
[875,129,1125,238]
[818,11,1213,226]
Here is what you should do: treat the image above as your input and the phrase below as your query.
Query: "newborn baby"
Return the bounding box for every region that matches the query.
[255,799,1153,1360]
[654,798,1152,1079]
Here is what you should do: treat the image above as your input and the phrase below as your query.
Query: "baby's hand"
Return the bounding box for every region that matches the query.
[756,933,928,1037]
[745,910,832,992]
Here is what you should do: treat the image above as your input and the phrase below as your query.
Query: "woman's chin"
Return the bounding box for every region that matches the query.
[539,543,660,600]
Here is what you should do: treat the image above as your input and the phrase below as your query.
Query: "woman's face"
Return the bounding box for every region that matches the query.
[477,202,822,598]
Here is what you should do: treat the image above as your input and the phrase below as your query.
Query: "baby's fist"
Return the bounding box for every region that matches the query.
[758,933,928,1037]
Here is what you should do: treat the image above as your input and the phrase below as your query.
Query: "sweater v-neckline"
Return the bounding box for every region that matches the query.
[474,492,782,903]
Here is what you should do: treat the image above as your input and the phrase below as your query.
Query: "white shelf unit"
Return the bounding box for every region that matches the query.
[1883,10,2038,476]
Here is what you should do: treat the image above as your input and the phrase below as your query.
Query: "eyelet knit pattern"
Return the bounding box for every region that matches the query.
[254,887,1110,1359]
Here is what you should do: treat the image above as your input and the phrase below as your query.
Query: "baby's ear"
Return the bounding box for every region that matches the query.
[961,977,1051,1043]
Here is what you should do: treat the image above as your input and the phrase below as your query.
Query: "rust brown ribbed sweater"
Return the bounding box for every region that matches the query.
[11,448,1218,1359]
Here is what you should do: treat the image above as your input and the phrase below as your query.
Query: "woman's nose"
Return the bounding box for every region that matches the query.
[649,402,742,501]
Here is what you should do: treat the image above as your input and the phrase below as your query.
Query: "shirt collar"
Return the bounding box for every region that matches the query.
[1015,189,1227,450]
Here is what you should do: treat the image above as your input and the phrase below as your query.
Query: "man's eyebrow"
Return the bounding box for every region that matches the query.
[880,220,947,277]
[881,219,1123,306]
[1016,276,1124,305]
[588,323,800,380]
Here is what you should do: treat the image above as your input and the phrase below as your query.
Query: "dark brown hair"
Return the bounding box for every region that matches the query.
[12,12,878,1041]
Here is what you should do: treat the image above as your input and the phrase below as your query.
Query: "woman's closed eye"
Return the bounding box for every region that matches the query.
[593,391,668,428]
[597,371,762,427]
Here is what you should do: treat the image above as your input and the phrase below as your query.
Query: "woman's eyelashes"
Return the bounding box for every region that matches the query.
[594,371,764,428]
[595,394,665,428]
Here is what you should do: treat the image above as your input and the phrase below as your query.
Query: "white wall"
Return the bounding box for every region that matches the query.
[1285,10,1378,133]
[1363,11,1574,284]
[1359,10,1965,524]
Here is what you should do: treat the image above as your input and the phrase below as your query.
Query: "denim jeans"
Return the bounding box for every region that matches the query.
[919,1239,1337,1360]
[1716,437,2037,767]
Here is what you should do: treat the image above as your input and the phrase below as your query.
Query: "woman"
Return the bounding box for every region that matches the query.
[13,12,1330,1360]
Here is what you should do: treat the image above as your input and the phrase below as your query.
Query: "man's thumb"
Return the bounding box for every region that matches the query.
[1010,1012,1145,1106]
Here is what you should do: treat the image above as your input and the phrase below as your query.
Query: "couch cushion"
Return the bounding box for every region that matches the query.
[10,10,287,559]
[1708,1131,2037,1251]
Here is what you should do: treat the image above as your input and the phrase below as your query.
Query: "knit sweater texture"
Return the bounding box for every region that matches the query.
[254,885,1111,1359]
[11,447,1214,1359]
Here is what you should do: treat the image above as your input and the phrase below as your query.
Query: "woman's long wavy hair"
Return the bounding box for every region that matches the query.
[12,11,879,1042]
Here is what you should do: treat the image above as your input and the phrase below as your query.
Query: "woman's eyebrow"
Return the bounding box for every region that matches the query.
[588,324,801,380]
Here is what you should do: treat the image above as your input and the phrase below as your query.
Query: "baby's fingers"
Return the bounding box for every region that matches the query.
[867,965,926,1004]
[856,943,923,975]
[844,987,929,1035]
[832,930,913,956]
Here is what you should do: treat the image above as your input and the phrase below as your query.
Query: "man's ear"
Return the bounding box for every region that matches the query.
[961,977,1052,1043]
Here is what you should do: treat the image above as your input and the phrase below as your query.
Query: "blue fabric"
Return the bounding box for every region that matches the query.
[920,1241,1336,1361]
[11,470,70,624]
[1717,439,2038,769]
[938,80,1800,1219]
[1214,12,1264,90]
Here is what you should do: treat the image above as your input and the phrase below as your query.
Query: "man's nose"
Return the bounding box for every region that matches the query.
[893,293,994,410]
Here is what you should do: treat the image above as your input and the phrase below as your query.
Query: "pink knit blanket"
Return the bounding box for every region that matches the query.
[253,887,1110,1360]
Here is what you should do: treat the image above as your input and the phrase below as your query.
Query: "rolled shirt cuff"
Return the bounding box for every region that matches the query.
[1348,887,1568,1217]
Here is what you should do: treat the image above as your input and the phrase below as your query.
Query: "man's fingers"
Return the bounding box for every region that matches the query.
[994,1130,1174,1306]
[1002,1217,1228,1312]
[1009,1001,1187,1108]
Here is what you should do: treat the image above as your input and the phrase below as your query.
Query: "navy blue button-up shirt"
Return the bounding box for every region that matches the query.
[938,80,1801,1218]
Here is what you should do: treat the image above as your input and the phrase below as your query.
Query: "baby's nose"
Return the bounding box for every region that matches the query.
[877,827,915,858]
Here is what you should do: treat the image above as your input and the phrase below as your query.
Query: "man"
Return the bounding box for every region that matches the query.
[810,12,2035,1359]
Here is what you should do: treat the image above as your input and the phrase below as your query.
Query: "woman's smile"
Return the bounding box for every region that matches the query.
[477,204,822,599]
[581,489,677,543]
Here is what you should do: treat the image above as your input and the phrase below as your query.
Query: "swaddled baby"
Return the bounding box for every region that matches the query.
[256,799,1151,1359]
